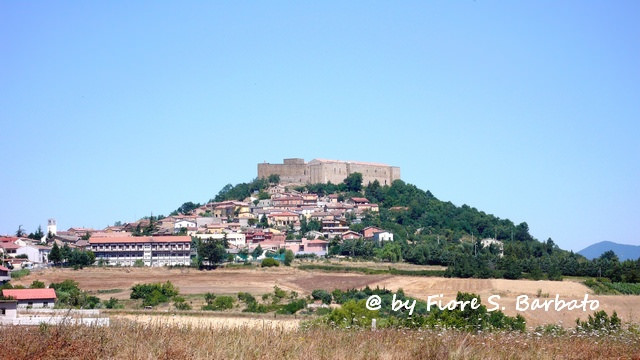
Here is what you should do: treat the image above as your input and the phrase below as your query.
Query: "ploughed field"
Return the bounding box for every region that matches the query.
[16,265,640,327]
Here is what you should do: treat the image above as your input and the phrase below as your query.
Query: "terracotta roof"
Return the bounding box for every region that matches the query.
[0,266,9,272]
[2,288,57,300]
[306,239,329,245]
[89,236,191,244]
[0,242,20,250]
[350,197,369,203]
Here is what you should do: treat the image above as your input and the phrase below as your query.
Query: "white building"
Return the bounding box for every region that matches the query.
[373,231,394,242]
[193,232,246,248]
[16,245,50,264]
[89,236,192,266]
[47,219,57,236]
[2,289,56,309]
[175,220,196,229]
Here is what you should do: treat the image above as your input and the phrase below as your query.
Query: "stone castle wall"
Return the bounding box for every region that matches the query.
[258,158,401,185]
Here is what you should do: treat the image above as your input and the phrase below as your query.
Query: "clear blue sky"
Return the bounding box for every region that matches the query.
[1,2,638,251]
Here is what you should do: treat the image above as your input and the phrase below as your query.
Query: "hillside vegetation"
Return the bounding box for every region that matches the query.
[214,177,640,283]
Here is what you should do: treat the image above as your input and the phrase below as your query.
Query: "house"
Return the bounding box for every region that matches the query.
[174,220,197,231]
[0,266,10,282]
[2,288,57,309]
[16,244,51,264]
[355,203,379,213]
[299,238,329,256]
[66,228,95,237]
[362,226,384,239]
[89,236,191,267]
[321,220,349,238]
[272,196,304,208]
[347,197,370,205]
[267,185,286,195]
[304,230,324,240]
[267,212,300,227]
[341,230,362,240]
[373,231,394,242]
[0,241,20,256]
[0,299,18,320]
[301,193,318,205]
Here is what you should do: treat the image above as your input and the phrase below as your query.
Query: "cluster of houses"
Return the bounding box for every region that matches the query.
[85,185,395,266]
[1,185,395,268]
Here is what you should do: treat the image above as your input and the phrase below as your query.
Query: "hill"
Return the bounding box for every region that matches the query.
[578,241,640,261]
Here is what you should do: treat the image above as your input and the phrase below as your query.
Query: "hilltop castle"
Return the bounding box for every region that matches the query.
[257,158,401,186]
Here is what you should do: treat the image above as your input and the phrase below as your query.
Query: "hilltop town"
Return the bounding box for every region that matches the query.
[1,158,402,269]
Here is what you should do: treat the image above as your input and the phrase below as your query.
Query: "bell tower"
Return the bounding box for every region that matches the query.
[47,218,57,236]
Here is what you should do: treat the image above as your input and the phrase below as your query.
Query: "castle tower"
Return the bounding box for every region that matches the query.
[47,218,57,236]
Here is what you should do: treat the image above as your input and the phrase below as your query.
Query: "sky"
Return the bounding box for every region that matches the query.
[1,2,639,252]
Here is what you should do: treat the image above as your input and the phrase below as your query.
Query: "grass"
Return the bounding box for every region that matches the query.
[298,264,446,277]
[1,320,639,359]
[9,268,30,279]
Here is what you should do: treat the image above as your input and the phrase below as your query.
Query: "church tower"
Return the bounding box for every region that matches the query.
[47,218,57,236]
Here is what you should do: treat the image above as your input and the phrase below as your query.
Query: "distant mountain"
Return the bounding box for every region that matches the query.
[578,241,640,261]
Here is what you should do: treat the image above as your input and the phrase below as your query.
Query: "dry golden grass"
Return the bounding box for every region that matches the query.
[1,320,639,360]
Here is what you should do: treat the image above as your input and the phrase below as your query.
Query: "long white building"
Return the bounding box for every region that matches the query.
[89,236,192,266]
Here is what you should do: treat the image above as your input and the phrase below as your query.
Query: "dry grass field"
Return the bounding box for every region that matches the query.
[1,319,638,360]
[15,266,640,327]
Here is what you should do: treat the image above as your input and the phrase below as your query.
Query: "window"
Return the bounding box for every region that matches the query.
[28,302,33,307]
[1,308,5,315]
[43,302,48,307]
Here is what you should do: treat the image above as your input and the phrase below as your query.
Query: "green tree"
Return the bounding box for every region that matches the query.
[28,225,45,240]
[15,225,26,238]
[343,172,363,193]
[259,214,269,228]
[252,245,263,259]
[284,249,294,266]
[198,239,227,267]
[49,242,62,265]
[268,174,280,184]
[61,243,72,262]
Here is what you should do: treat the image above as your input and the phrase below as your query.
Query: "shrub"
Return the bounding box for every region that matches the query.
[261,258,280,267]
[174,296,192,310]
[278,299,306,314]
[133,259,144,267]
[202,295,234,311]
[237,292,256,304]
[311,289,332,305]
[130,281,180,307]
[576,310,621,333]
[30,280,45,289]
[103,297,123,309]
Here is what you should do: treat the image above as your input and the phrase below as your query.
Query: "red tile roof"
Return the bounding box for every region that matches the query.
[0,242,20,250]
[0,266,9,272]
[2,288,57,300]
[89,236,191,244]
